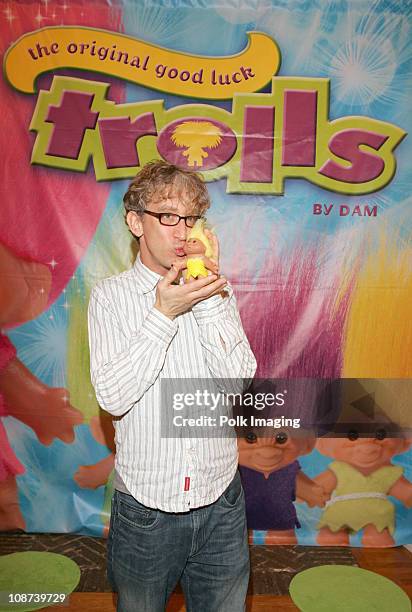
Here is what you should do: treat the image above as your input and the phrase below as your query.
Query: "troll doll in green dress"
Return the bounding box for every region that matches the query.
[314,381,412,547]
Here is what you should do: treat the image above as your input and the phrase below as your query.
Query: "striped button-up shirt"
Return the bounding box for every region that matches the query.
[88,255,257,512]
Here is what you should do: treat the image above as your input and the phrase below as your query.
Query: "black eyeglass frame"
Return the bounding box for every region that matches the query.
[143,209,203,227]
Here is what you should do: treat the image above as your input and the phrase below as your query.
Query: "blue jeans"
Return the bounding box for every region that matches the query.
[107,471,249,612]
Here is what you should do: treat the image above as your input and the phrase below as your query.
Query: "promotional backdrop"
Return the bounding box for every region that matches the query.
[0,0,411,546]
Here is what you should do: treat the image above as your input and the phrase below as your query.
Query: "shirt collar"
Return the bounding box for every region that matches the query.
[132,254,162,294]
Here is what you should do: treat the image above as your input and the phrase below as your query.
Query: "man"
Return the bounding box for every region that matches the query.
[88,160,257,611]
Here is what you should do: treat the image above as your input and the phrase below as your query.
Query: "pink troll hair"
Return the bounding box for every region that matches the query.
[232,242,355,379]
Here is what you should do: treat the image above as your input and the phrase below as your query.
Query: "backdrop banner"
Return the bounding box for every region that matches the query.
[1,0,411,546]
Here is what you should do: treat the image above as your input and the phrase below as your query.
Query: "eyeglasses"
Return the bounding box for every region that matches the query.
[143,210,202,228]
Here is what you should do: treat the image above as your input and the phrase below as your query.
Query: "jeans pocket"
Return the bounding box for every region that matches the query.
[117,492,160,530]
[220,472,244,508]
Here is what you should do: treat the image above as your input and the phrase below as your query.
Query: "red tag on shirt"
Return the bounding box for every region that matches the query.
[184,477,190,491]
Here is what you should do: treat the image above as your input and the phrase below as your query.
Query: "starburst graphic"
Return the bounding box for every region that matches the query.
[3,6,16,24]
[11,307,68,387]
[301,2,411,111]
[257,0,411,113]
[34,10,44,25]
[329,35,396,107]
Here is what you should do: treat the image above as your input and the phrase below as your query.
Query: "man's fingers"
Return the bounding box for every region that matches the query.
[171,258,187,271]
[181,274,219,291]
[181,272,223,290]
[188,277,227,301]
[191,287,226,307]
[161,264,180,286]
[205,230,219,260]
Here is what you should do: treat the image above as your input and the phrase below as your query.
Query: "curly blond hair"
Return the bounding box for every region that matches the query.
[123,160,210,217]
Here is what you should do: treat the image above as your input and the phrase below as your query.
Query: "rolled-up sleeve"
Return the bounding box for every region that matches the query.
[88,286,178,416]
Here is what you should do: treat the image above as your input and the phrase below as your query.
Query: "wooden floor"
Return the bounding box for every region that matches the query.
[48,546,412,611]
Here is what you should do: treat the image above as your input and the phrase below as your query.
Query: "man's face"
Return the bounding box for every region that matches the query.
[127,196,194,275]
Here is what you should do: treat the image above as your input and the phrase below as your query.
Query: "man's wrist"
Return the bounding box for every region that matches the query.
[191,293,227,322]
[154,303,175,320]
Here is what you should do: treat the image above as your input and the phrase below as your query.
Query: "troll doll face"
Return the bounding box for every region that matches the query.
[184,238,206,256]
[317,436,411,470]
[238,429,315,478]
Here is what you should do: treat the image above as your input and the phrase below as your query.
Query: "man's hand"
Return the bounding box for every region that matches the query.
[204,229,219,267]
[154,264,227,320]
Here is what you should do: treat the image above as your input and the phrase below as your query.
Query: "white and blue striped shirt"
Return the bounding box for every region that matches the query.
[88,255,257,512]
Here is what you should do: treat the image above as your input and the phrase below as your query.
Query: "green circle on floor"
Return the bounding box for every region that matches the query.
[0,552,80,611]
[289,564,411,612]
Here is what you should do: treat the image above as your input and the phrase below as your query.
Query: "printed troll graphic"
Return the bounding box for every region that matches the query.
[171,121,223,167]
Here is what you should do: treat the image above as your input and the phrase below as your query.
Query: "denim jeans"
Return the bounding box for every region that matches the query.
[107,471,250,612]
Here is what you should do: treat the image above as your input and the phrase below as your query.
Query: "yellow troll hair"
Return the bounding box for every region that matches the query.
[187,219,214,258]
